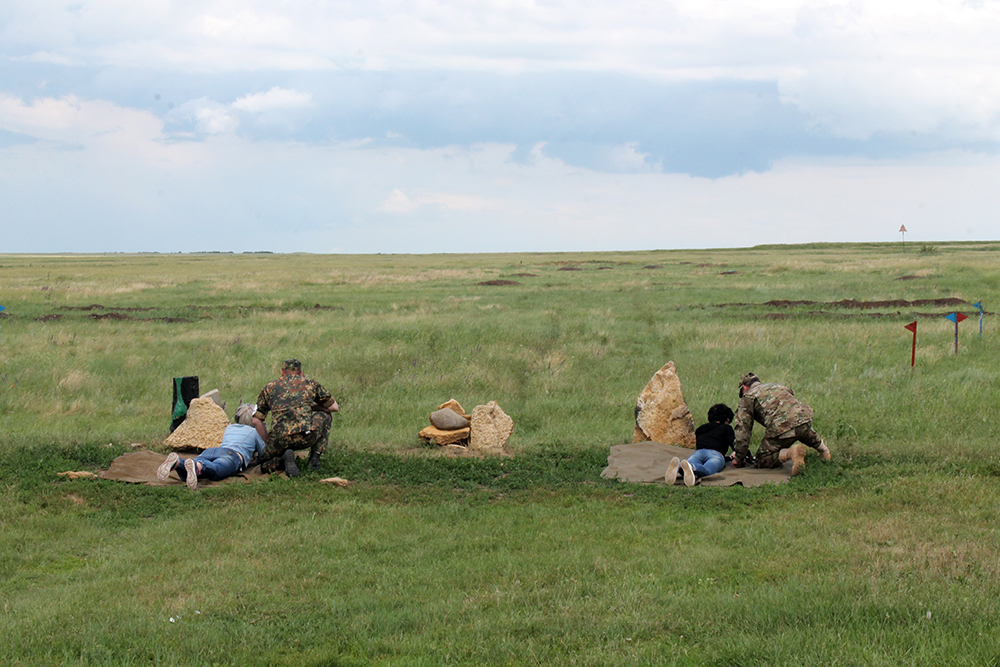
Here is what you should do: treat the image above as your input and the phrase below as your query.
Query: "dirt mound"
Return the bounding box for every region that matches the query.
[510,273,537,277]
[477,280,520,286]
[62,304,106,311]
[764,300,817,307]
[89,312,130,321]
[642,265,663,269]
[764,298,969,310]
[36,314,63,322]
[557,267,582,271]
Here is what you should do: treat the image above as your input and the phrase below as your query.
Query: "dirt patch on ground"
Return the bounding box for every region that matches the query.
[510,273,537,277]
[36,314,64,322]
[61,304,107,311]
[762,298,968,310]
[557,266,582,271]
[477,280,520,286]
[642,264,663,269]
[90,312,131,321]
[87,312,192,323]
[712,297,981,319]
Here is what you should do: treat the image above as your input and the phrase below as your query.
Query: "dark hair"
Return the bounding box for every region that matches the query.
[707,403,734,423]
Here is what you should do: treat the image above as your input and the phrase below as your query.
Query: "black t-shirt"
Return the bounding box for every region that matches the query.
[695,421,735,456]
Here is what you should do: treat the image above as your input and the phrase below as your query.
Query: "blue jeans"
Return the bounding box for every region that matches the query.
[687,449,726,478]
[177,448,243,482]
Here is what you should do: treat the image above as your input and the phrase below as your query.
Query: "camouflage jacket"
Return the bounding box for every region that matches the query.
[733,383,814,464]
[255,375,334,439]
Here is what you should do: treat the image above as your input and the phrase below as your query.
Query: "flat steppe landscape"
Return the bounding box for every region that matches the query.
[1,243,998,666]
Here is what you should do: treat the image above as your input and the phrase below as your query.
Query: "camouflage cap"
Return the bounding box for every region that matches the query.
[282,358,302,372]
[740,372,760,388]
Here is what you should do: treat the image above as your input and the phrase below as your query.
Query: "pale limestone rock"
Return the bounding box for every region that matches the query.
[632,361,696,448]
[200,389,225,410]
[419,425,471,446]
[320,477,351,487]
[469,402,514,454]
[57,471,98,479]
[165,397,231,451]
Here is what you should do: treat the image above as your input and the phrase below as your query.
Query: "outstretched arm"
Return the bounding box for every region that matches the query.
[252,416,269,446]
[732,398,754,465]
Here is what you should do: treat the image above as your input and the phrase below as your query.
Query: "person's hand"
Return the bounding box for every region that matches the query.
[732,459,743,468]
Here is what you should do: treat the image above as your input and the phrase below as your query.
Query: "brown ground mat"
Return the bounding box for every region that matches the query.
[601,441,793,487]
[100,450,277,486]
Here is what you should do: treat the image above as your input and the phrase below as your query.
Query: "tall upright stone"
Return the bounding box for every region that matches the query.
[165,397,231,451]
[632,361,696,448]
[469,401,514,454]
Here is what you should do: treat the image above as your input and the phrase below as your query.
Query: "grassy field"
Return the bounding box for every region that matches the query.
[1,243,999,666]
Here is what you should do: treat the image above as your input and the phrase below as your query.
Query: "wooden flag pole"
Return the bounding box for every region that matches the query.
[945,312,968,355]
[904,321,917,367]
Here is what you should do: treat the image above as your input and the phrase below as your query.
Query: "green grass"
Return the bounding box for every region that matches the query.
[1,243,1000,665]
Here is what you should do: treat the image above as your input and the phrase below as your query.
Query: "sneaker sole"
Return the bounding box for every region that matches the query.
[681,460,696,487]
[157,452,179,482]
[665,457,680,485]
[283,450,300,478]
[184,458,198,490]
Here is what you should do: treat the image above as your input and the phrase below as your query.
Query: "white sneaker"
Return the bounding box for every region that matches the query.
[665,457,681,484]
[184,458,198,490]
[156,452,179,482]
[680,459,696,487]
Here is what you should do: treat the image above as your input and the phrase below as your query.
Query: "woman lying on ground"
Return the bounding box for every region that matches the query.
[157,403,265,490]
[666,403,748,487]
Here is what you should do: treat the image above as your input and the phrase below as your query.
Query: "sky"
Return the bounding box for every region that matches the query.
[1,0,998,253]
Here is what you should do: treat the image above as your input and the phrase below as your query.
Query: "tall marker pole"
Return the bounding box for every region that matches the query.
[0,305,5,347]
[974,301,984,337]
[945,312,967,355]
[904,321,917,367]
[899,224,907,251]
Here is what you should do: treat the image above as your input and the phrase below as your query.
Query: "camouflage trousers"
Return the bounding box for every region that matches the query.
[259,411,333,473]
[755,422,824,469]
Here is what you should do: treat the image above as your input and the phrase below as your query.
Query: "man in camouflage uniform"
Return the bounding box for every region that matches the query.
[733,372,831,476]
[253,359,339,477]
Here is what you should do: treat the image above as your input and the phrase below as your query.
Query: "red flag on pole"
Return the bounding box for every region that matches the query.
[904,321,917,367]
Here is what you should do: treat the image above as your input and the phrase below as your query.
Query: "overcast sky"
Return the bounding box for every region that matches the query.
[1,0,998,253]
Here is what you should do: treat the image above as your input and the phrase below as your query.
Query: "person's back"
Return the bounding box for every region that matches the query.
[740,382,813,438]
[254,359,339,476]
[259,374,327,439]
[219,423,266,464]
[694,420,734,456]
[734,372,829,474]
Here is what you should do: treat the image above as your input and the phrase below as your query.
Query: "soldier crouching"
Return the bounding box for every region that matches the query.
[734,372,831,475]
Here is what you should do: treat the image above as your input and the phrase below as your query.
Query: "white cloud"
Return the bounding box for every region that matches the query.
[194,105,239,134]
[4,0,1000,142]
[378,187,495,214]
[232,87,313,113]
[378,188,419,213]
[0,93,203,164]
